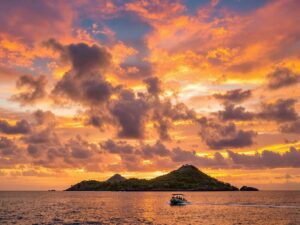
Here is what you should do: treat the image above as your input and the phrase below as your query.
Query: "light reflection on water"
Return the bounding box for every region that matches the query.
[0,191,300,224]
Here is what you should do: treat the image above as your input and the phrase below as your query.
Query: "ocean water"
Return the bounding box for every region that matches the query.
[0,191,300,225]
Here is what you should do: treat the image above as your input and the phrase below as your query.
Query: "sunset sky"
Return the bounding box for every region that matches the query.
[1,0,300,190]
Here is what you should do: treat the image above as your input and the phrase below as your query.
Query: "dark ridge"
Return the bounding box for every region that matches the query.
[66,164,241,191]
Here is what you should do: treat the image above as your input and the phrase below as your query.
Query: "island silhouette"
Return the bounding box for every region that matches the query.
[66,164,258,191]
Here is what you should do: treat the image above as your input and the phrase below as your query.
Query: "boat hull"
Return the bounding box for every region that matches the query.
[170,199,189,205]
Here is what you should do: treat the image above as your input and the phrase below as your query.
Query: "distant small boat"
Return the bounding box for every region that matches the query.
[170,194,190,205]
[48,189,56,192]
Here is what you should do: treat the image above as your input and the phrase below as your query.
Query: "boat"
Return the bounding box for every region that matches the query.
[170,194,190,205]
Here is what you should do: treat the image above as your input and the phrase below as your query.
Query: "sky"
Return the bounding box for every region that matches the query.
[0,0,300,190]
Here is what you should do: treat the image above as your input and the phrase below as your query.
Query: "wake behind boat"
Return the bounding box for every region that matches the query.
[170,194,191,205]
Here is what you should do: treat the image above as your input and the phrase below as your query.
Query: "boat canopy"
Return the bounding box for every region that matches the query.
[172,193,184,195]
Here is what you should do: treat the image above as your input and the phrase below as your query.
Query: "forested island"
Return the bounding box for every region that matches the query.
[66,164,258,191]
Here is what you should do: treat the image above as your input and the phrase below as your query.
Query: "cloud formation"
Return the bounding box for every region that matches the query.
[46,39,111,75]
[0,137,19,156]
[1,117,300,173]
[267,67,300,89]
[0,119,31,135]
[53,72,114,106]
[46,39,115,106]
[32,110,56,126]
[198,119,256,149]
[110,90,150,138]
[101,138,227,170]
[280,120,300,134]
[1,0,300,189]
[228,147,300,169]
[143,76,162,96]
[214,89,252,103]
[218,104,254,121]
[152,100,196,140]
[101,139,300,170]
[258,98,298,122]
[11,75,47,105]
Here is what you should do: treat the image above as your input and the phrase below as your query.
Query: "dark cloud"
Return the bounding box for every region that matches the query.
[110,90,150,138]
[208,129,255,149]
[0,117,103,170]
[47,39,194,141]
[258,98,298,122]
[3,127,300,171]
[24,125,62,160]
[18,169,54,177]
[171,147,197,162]
[47,40,114,106]
[143,76,162,95]
[101,139,145,171]
[199,120,256,149]
[32,110,56,125]
[214,89,252,103]
[280,120,300,134]
[49,40,192,142]
[152,100,196,140]
[53,72,114,105]
[23,126,60,145]
[171,147,227,168]
[25,133,102,171]
[67,43,111,75]
[87,115,104,128]
[0,119,31,134]
[160,102,196,121]
[118,153,143,171]
[267,67,300,89]
[101,139,171,159]
[45,39,111,75]
[11,75,47,105]
[109,89,196,140]
[101,139,134,154]
[0,137,18,156]
[155,119,171,140]
[228,147,300,168]
[85,105,115,129]
[27,144,41,158]
[140,141,171,158]
[218,104,254,121]
[27,112,103,168]
[100,139,228,170]
[67,137,98,159]
[0,137,24,168]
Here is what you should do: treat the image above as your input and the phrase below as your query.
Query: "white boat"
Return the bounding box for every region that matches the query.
[170,194,190,205]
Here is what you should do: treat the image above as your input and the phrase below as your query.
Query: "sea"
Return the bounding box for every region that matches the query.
[0,191,300,225]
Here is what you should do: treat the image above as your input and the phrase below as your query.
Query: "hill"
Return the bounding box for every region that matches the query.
[106,174,126,183]
[66,165,239,191]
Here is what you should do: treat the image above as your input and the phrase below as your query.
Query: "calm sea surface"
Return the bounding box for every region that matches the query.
[0,191,300,225]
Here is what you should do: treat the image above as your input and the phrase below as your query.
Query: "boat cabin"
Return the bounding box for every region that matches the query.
[172,194,186,201]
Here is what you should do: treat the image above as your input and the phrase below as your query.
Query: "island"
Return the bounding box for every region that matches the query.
[66,164,256,191]
[240,186,259,191]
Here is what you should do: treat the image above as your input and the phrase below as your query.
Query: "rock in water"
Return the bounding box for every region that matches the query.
[240,186,259,191]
